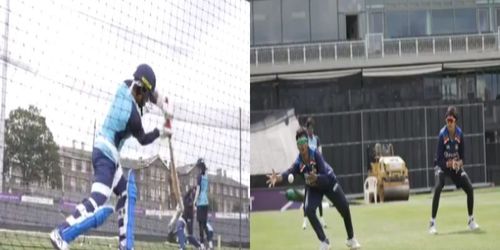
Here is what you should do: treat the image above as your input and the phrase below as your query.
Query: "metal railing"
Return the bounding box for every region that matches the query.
[251,33,500,66]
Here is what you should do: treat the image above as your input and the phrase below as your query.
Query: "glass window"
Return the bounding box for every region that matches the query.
[454,8,477,34]
[482,74,500,100]
[432,9,453,35]
[250,3,254,45]
[253,0,282,45]
[310,0,337,41]
[457,75,476,100]
[479,8,489,33]
[442,77,458,100]
[386,11,408,38]
[282,0,310,43]
[369,12,384,33]
[496,9,500,32]
[409,10,427,36]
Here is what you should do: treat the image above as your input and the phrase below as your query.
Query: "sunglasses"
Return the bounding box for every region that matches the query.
[446,118,455,124]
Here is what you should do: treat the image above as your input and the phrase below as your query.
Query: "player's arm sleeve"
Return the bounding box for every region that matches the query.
[280,159,300,180]
[436,135,445,168]
[130,106,160,145]
[313,150,331,188]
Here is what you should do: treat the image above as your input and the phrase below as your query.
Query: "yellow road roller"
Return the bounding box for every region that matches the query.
[367,143,410,202]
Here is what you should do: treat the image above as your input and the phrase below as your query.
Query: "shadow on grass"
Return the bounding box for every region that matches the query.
[436,229,485,236]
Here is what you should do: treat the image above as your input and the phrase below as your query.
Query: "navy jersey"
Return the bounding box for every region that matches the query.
[95,81,159,163]
[281,147,336,189]
[436,125,464,170]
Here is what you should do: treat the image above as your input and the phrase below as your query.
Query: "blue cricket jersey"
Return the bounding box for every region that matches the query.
[197,174,209,206]
[281,147,336,190]
[436,125,464,170]
[94,81,159,164]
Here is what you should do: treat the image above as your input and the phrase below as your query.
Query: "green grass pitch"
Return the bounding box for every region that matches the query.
[251,187,500,250]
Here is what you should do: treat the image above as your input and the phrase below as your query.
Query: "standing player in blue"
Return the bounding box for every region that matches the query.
[302,117,326,230]
[50,64,172,250]
[267,128,361,250]
[194,158,212,249]
[428,106,479,234]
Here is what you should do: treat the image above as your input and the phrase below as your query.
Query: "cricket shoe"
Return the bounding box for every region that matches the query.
[50,229,69,250]
[346,237,361,249]
[468,217,480,231]
[319,239,330,250]
[428,220,437,235]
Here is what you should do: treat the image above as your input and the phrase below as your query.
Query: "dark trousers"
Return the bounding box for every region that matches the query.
[432,167,474,219]
[304,182,354,242]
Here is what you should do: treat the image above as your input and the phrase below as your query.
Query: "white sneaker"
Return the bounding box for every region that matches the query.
[199,243,206,250]
[320,217,327,228]
[319,240,330,250]
[302,218,307,230]
[208,241,213,250]
[346,237,361,249]
[428,220,437,235]
[49,229,69,250]
[468,218,479,231]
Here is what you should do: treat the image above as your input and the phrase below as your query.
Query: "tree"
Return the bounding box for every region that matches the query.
[4,105,61,189]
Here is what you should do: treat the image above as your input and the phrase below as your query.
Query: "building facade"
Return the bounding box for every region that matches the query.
[251,0,500,46]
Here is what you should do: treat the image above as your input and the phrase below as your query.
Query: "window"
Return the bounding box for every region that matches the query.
[409,10,427,36]
[71,159,76,172]
[386,11,408,38]
[454,8,477,34]
[442,77,458,100]
[282,0,310,43]
[70,177,76,191]
[81,161,86,173]
[310,0,337,41]
[432,9,453,35]
[457,75,476,100]
[479,8,489,33]
[81,181,87,193]
[252,0,282,45]
[497,8,500,32]
[369,12,384,33]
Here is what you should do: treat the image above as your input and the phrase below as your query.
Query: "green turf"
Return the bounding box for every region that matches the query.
[251,187,500,250]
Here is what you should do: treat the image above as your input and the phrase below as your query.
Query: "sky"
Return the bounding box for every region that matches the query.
[0,0,250,185]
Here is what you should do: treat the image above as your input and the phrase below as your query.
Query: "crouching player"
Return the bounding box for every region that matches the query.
[429,106,479,234]
[267,128,361,250]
